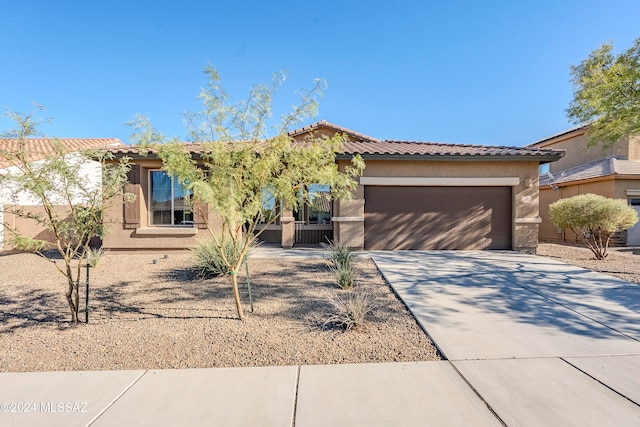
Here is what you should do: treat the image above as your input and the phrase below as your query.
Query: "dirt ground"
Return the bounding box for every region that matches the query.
[0,252,440,372]
[2,241,637,373]
[537,241,640,284]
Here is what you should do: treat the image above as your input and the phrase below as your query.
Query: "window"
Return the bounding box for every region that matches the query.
[294,184,332,224]
[259,187,279,224]
[149,170,194,226]
[629,198,640,206]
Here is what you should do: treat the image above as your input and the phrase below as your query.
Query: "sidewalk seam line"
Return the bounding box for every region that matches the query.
[560,357,640,408]
[448,361,508,427]
[291,365,301,427]
[87,369,148,426]
[371,256,448,360]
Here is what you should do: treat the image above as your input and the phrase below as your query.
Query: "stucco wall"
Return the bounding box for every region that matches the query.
[629,135,640,161]
[535,131,639,174]
[613,178,640,199]
[2,205,71,250]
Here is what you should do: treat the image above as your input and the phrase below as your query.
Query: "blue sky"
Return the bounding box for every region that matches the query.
[1,1,639,146]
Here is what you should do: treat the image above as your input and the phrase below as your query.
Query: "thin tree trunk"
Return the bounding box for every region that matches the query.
[65,279,78,323]
[230,271,244,320]
[73,281,79,320]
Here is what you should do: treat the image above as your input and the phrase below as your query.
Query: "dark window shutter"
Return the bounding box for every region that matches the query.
[193,200,208,229]
[123,164,141,229]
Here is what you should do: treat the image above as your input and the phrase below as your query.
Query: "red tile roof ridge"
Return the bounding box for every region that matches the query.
[287,120,380,142]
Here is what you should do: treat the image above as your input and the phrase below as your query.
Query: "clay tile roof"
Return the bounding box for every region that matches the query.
[106,143,204,157]
[0,138,123,168]
[287,121,563,161]
[341,139,563,160]
[540,157,640,186]
[105,121,564,163]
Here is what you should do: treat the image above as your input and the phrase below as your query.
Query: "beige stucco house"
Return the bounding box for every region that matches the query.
[102,121,563,253]
[529,125,640,245]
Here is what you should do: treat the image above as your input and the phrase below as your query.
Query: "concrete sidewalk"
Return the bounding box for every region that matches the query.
[0,362,501,426]
[2,250,639,426]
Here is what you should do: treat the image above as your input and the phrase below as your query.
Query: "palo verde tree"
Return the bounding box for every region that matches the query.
[567,37,640,149]
[0,107,133,322]
[129,65,365,320]
[549,193,638,260]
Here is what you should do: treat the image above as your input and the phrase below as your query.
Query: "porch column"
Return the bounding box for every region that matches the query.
[280,210,295,249]
[333,186,365,250]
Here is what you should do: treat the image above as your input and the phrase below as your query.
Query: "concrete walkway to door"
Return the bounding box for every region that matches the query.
[371,251,640,426]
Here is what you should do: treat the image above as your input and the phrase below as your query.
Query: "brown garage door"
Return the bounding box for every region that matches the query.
[364,186,512,250]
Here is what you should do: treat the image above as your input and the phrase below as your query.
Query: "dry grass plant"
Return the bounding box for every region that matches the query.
[330,262,357,289]
[85,247,107,268]
[321,240,355,269]
[322,240,357,289]
[323,287,376,331]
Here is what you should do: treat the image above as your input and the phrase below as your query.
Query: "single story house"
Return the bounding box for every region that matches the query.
[0,138,123,250]
[529,125,640,245]
[103,121,563,253]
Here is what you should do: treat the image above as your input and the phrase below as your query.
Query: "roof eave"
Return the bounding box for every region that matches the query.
[106,151,205,161]
[528,124,590,148]
[336,153,565,163]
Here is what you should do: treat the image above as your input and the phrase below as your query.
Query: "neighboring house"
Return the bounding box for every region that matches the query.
[103,121,563,253]
[0,138,123,250]
[529,126,640,245]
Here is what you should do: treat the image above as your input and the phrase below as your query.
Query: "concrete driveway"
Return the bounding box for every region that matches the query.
[371,251,640,426]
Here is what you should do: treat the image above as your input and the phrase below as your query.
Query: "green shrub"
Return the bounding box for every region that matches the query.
[549,194,638,259]
[322,288,375,331]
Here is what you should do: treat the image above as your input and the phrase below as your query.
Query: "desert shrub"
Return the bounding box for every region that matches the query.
[330,262,357,289]
[85,247,107,267]
[322,239,357,288]
[192,236,259,278]
[321,239,354,270]
[323,288,375,331]
[192,239,236,278]
[549,193,638,260]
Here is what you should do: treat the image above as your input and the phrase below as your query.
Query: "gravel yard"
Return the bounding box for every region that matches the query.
[0,252,440,372]
[2,242,637,373]
[537,241,640,285]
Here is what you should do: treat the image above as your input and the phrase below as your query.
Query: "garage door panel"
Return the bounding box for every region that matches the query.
[366,233,499,250]
[364,186,512,250]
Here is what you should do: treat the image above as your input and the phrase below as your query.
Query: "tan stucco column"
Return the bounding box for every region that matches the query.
[513,175,541,254]
[332,217,364,249]
[280,210,295,249]
[513,219,542,253]
[333,184,365,249]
